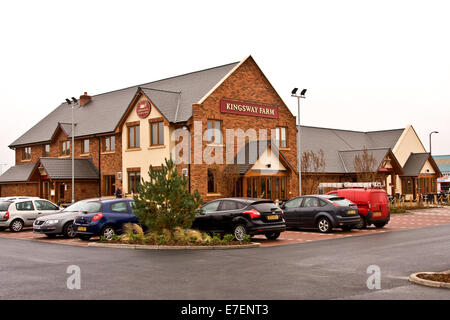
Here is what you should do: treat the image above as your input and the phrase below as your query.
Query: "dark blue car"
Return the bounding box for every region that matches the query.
[73,198,139,241]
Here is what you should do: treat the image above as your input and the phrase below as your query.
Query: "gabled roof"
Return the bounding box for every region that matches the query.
[299,125,405,173]
[9,61,239,148]
[0,162,36,183]
[234,140,297,175]
[401,153,441,177]
[39,158,99,180]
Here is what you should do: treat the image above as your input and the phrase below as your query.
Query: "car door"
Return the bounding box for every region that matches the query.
[109,201,135,231]
[15,200,37,226]
[34,200,61,217]
[299,197,321,227]
[282,197,303,226]
[193,200,221,232]
[213,200,241,232]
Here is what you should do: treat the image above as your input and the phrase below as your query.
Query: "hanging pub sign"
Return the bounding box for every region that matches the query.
[220,99,279,119]
[136,100,151,119]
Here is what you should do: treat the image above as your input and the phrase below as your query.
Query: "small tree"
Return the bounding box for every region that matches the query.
[133,158,202,234]
[301,149,326,194]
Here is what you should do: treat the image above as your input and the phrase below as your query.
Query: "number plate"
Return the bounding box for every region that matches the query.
[267,215,279,220]
[77,226,87,231]
[34,225,40,229]
[348,210,356,214]
[373,211,382,217]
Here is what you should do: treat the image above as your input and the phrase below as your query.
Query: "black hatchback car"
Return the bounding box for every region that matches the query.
[192,198,286,241]
[281,195,361,233]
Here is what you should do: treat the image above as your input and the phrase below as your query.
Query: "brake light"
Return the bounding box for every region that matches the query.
[3,212,9,220]
[92,213,103,221]
[243,208,261,219]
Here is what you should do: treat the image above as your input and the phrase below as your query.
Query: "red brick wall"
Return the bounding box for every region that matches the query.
[0,183,38,197]
[12,127,122,198]
[188,57,298,200]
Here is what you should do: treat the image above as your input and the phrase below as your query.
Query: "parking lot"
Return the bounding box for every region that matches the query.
[1,207,450,247]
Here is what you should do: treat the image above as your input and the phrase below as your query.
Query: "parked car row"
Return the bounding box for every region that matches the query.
[0,188,390,242]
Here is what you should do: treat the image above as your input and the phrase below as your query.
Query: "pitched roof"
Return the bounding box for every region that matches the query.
[338,148,390,173]
[0,162,36,183]
[9,61,239,148]
[39,158,99,180]
[299,126,404,173]
[234,140,297,175]
[401,153,431,177]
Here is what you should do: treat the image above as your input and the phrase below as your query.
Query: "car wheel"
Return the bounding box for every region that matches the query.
[355,215,367,229]
[232,224,248,242]
[63,222,76,238]
[10,219,24,232]
[265,232,281,240]
[374,222,387,228]
[101,226,116,241]
[45,234,57,238]
[317,217,332,233]
[78,235,91,241]
[341,226,353,232]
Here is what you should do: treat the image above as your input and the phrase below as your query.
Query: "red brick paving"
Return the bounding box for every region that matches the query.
[1,207,450,248]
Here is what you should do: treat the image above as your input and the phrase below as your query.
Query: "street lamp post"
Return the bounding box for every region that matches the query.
[429,131,439,155]
[65,97,78,203]
[291,88,307,196]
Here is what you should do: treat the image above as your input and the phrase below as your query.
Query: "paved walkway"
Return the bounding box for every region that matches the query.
[1,207,450,248]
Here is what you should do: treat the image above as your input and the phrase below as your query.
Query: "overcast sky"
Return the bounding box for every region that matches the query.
[0,0,449,172]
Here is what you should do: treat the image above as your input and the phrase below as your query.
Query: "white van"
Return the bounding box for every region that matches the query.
[0,198,61,232]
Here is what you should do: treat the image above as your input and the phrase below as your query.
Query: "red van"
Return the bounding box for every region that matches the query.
[326,188,390,229]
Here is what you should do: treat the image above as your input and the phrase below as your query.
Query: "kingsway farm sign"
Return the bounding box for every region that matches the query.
[220,99,279,119]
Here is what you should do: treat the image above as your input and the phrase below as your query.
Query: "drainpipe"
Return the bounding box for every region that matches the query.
[98,136,101,197]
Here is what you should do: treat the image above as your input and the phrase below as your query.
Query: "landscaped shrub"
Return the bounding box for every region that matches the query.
[133,158,202,235]
[222,234,235,245]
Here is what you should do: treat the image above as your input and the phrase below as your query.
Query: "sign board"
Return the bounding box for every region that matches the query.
[136,100,151,119]
[220,99,279,119]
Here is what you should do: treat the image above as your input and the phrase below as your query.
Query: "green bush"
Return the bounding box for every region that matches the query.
[222,234,235,244]
[242,235,251,243]
[211,234,222,245]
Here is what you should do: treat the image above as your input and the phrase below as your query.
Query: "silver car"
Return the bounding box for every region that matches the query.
[0,198,61,232]
[33,199,95,238]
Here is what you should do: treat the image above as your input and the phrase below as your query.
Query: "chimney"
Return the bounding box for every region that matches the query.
[80,92,91,106]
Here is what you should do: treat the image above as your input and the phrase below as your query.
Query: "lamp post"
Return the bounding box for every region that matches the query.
[65,97,78,203]
[429,131,439,155]
[291,88,307,196]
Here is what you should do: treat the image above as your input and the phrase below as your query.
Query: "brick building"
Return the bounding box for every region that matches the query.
[0,56,300,202]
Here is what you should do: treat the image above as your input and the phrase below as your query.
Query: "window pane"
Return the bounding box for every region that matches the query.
[152,123,158,145]
[215,120,221,144]
[275,128,280,146]
[135,126,140,147]
[281,128,286,148]
[83,139,89,153]
[158,122,164,145]
[207,120,213,142]
[129,127,134,148]
[111,202,128,213]
[110,136,115,151]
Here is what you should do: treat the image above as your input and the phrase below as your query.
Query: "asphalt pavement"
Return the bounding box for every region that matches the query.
[0,224,450,300]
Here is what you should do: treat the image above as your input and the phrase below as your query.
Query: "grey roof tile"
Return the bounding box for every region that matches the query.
[401,153,430,176]
[0,162,36,183]
[10,62,239,147]
[299,126,404,173]
[39,158,99,180]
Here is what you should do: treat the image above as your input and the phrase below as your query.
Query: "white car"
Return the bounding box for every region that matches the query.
[0,198,61,232]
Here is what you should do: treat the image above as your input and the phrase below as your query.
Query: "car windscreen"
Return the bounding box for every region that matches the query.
[62,200,102,213]
[328,197,354,207]
[0,201,11,211]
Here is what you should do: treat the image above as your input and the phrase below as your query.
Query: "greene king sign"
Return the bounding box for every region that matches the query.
[220,99,279,119]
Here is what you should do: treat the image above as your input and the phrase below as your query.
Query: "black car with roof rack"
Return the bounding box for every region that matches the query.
[192,197,286,241]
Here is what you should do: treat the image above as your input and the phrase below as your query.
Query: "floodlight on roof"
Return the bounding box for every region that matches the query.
[71,97,78,103]
[65,99,72,104]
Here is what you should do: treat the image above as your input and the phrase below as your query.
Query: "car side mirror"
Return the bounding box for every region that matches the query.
[196,208,205,215]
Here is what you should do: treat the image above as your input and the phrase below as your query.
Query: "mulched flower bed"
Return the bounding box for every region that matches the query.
[417,273,450,283]
[102,240,249,246]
